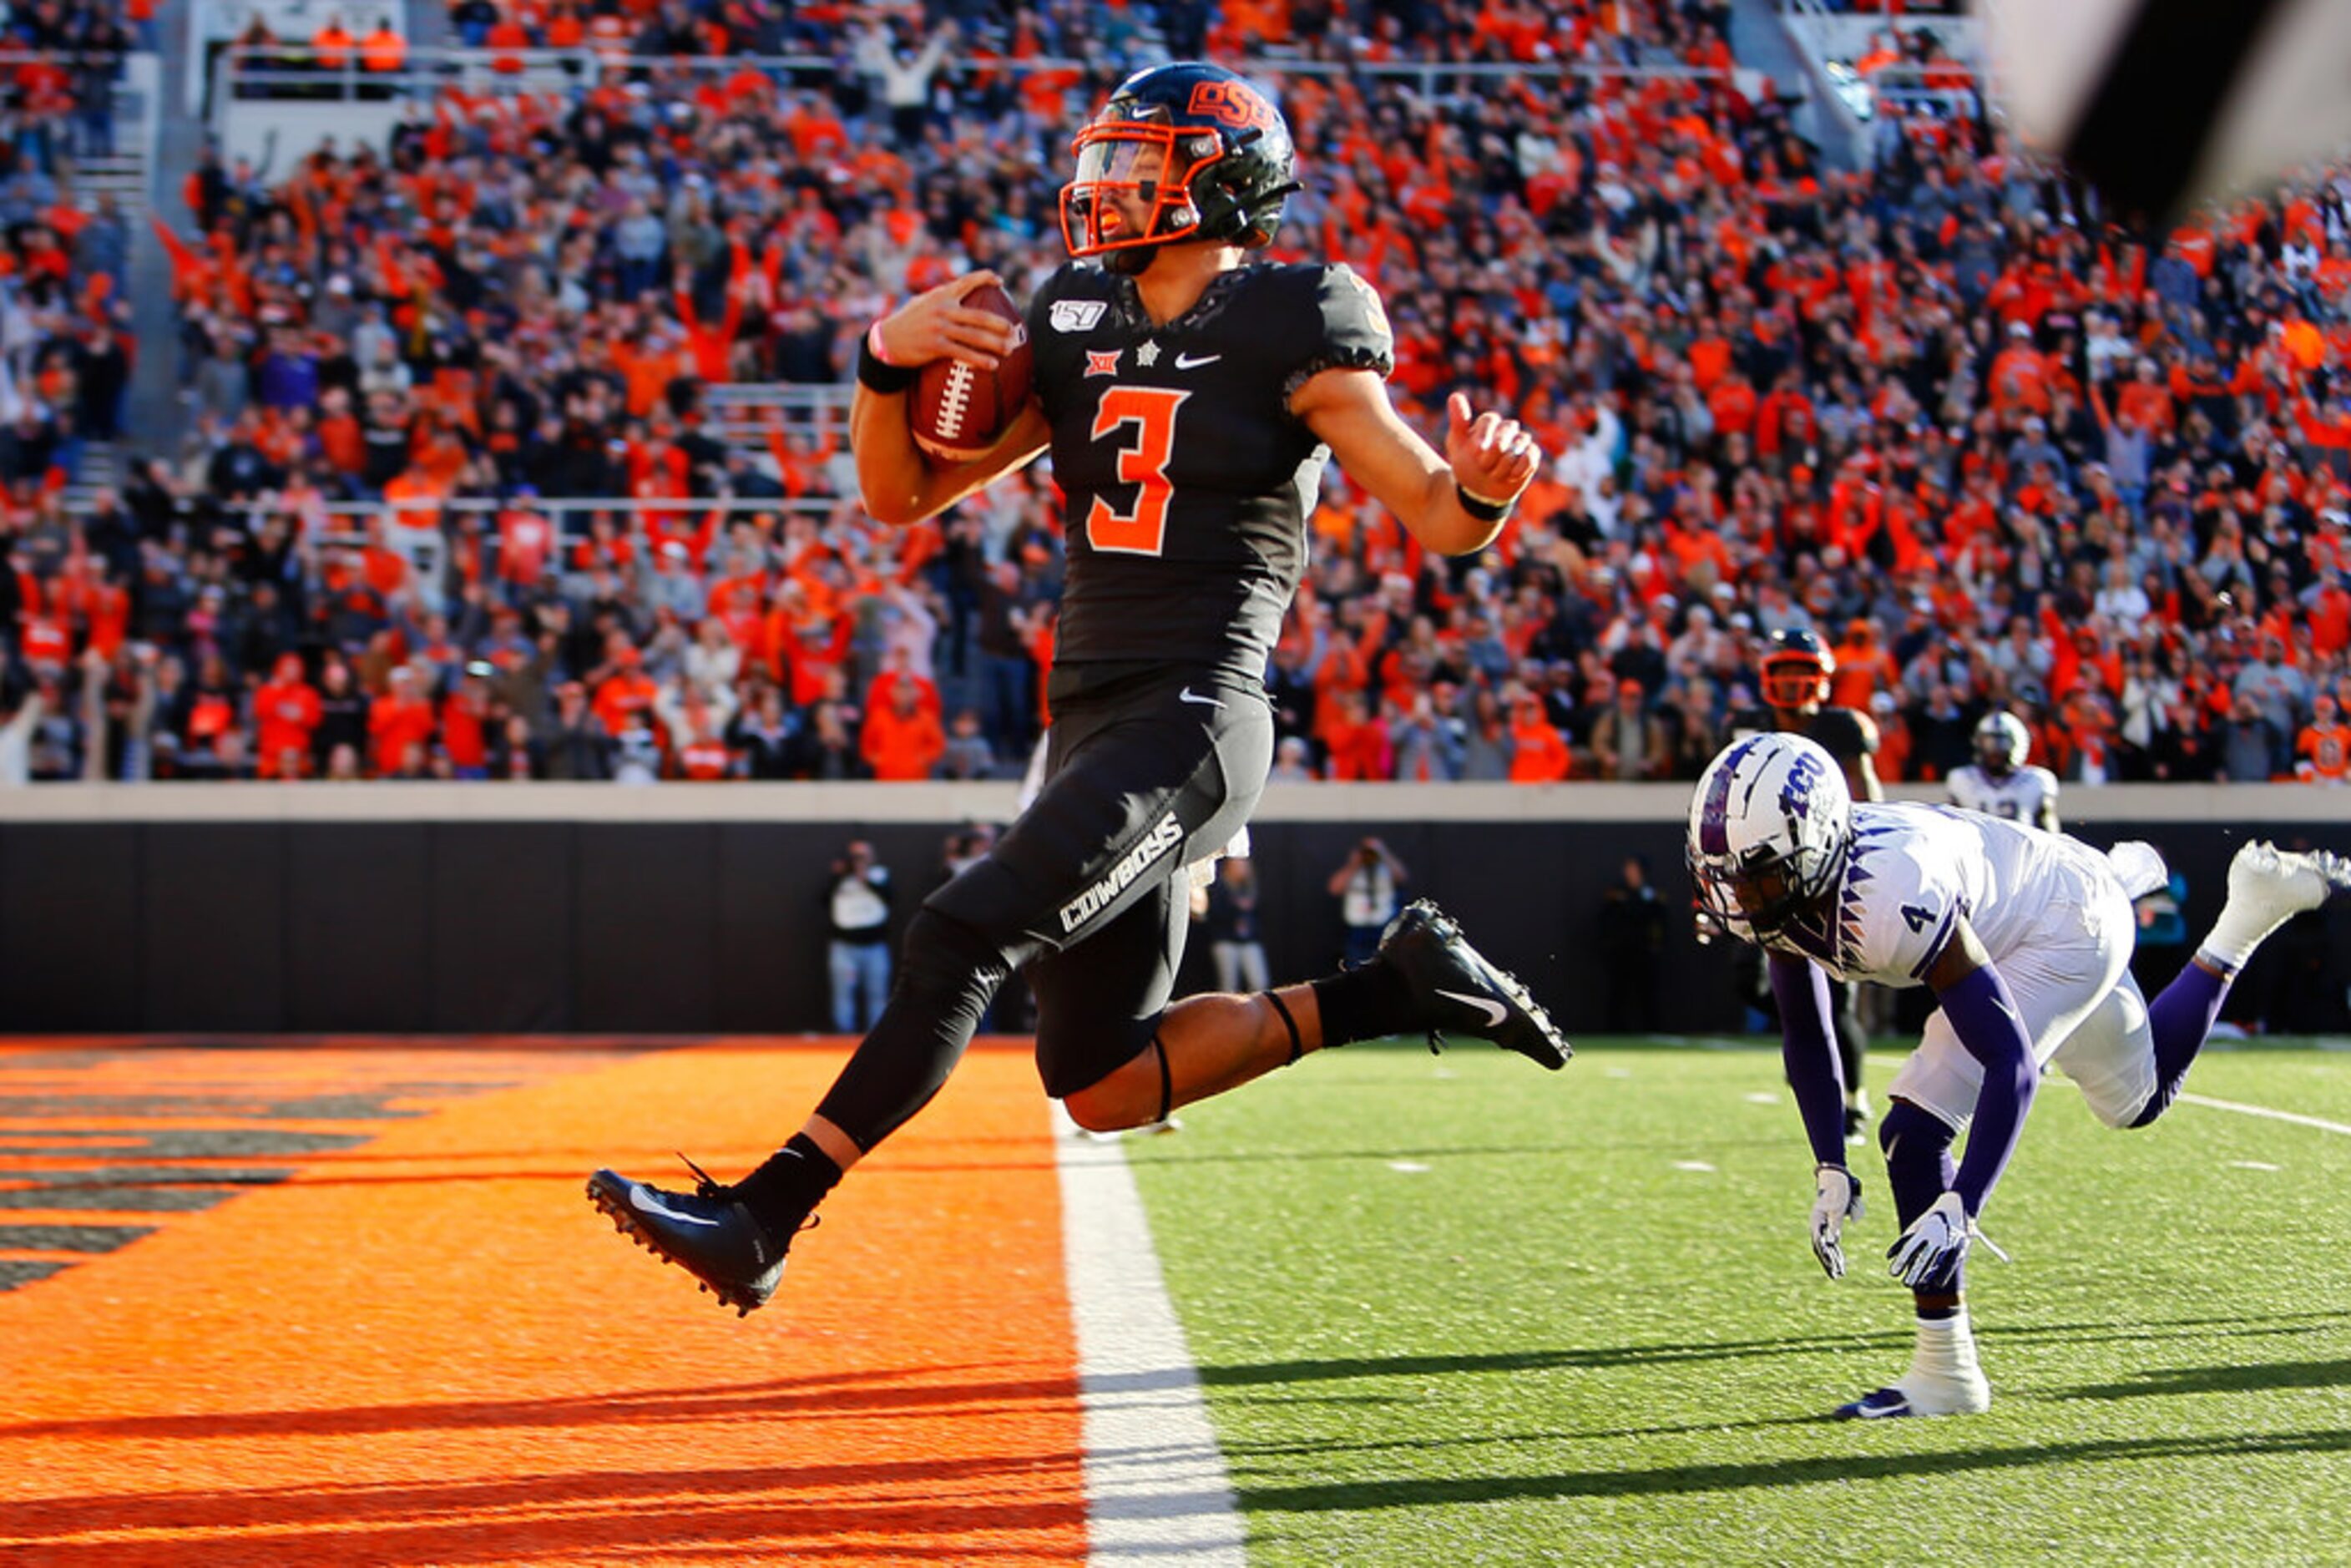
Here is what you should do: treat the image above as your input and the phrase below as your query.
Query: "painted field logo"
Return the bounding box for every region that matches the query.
[1059,813,1185,932]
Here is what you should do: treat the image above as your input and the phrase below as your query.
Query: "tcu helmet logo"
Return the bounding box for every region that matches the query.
[1777,746,1826,822]
[1187,78,1280,134]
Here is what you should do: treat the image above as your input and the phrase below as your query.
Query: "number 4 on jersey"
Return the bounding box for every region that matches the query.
[1901,903,1935,933]
[1087,386,1190,556]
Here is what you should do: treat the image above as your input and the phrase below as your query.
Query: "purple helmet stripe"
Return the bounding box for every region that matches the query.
[1697,736,1762,857]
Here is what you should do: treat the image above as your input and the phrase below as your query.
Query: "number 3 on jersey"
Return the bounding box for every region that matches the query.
[1086,386,1191,556]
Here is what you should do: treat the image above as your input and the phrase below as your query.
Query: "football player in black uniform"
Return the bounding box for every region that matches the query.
[1725,628,1882,1140]
[589,63,1571,1314]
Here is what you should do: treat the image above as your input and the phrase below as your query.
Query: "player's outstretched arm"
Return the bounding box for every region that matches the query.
[1770,952,1852,1166]
[1848,711,1885,802]
[1293,375,1541,556]
[1770,952,1863,1277]
[852,270,1049,527]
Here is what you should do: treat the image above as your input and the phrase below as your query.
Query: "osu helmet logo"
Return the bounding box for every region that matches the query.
[1187,78,1280,134]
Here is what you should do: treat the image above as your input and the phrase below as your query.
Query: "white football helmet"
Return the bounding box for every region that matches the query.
[1686,733,1853,943]
[1975,711,2030,776]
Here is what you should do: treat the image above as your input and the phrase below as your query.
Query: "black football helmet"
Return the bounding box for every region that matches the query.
[1059,62,1301,271]
[1760,627,1835,713]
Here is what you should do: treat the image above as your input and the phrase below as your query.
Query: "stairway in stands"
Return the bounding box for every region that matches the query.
[61,139,149,508]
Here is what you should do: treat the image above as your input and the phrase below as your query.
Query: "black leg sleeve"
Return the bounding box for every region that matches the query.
[813,908,1012,1151]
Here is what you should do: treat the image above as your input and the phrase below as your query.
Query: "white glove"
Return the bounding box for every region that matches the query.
[1888,1191,1974,1287]
[1810,1164,1864,1279]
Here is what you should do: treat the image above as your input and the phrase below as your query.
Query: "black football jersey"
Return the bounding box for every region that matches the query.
[1026,260,1393,692]
[1727,704,1877,764]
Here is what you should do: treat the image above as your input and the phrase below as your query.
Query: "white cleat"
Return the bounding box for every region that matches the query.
[1833,1363,1993,1420]
[2227,841,2345,925]
[1834,1308,1991,1419]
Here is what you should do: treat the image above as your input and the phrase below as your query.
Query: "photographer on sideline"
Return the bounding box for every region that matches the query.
[1329,836,1408,966]
[827,840,894,1033]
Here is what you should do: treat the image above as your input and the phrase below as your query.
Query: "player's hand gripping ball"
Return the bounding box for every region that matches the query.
[909,278,1034,463]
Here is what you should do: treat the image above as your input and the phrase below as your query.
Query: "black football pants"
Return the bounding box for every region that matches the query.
[814,671,1273,1148]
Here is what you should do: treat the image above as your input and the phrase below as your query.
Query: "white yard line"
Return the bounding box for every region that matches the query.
[2178,1092,2351,1138]
[1054,1109,1246,1567]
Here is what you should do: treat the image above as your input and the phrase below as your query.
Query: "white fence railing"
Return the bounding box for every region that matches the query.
[213,40,1735,121]
[702,382,854,449]
[209,40,1740,184]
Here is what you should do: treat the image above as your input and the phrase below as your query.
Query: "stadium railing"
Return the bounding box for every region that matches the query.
[211,42,1736,125]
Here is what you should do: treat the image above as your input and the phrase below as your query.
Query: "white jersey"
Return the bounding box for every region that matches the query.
[1948,764,2060,828]
[1762,802,2123,989]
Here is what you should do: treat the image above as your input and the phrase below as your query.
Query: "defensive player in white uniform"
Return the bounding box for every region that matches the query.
[1687,732,2347,1418]
[1948,711,2060,831]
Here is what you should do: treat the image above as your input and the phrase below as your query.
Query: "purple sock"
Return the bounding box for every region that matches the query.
[2131,960,2232,1128]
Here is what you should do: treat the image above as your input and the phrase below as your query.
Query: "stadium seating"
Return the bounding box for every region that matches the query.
[18,0,2349,787]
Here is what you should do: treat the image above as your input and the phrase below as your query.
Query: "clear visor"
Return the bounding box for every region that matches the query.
[1074,132,1168,188]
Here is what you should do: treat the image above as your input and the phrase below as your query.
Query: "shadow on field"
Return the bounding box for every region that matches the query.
[1237,1428,2351,1510]
[0,1459,1085,1565]
[1979,1308,2351,1348]
[2057,1356,2351,1403]
[1200,1333,1910,1388]
[1138,1137,1794,1168]
[0,1364,1069,1443]
[1198,1309,2351,1392]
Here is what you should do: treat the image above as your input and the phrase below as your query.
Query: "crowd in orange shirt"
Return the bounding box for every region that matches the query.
[18,2,2351,787]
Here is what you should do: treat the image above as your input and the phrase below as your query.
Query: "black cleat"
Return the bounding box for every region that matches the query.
[1375,899,1572,1070]
[586,1156,811,1317]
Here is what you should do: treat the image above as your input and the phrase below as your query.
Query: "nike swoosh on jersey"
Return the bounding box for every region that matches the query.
[1174,352,1221,368]
[1436,988,1507,1028]
[1179,687,1225,707]
[629,1185,720,1227]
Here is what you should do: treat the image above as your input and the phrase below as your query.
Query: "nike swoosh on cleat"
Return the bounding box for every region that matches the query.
[629,1186,720,1227]
[1436,988,1508,1029]
[1179,687,1225,707]
[1837,1391,1914,1419]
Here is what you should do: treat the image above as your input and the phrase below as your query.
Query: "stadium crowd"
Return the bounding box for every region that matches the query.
[13,0,2351,787]
[0,0,138,482]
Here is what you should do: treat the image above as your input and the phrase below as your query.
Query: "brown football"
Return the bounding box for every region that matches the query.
[910,281,1034,463]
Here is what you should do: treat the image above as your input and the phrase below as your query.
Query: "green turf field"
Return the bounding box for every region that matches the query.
[1130,1041,2351,1566]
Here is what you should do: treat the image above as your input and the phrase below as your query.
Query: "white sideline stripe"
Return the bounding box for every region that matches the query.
[2179,1093,2351,1138]
[1053,1107,1246,1567]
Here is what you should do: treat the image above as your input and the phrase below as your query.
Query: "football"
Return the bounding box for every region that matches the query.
[910,282,1034,463]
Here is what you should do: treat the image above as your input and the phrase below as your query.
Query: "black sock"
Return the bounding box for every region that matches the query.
[732,1133,842,1237]
[1311,961,1418,1047]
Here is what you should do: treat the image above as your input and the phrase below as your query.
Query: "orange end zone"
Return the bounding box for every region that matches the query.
[0,1039,1088,1565]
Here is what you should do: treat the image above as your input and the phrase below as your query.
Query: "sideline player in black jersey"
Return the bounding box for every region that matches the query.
[589,62,1572,1315]
[1724,628,1881,1140]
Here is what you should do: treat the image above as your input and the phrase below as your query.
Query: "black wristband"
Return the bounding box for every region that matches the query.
[857,332,918,396]
[1455,483,1514,524]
